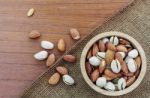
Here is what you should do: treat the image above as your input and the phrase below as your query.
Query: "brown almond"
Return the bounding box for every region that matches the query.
[99,60,106,74]
[92,43,99,56]
[106,42,116,51]
[58,39,66,52]
[122,72,134,77]
[87,49,92,60]
[103,75,113,81]
[56,66,68,75]
[85,62,93,76]
[115,52,124,64]
[27,8,35,17]
[127,76,136,87]
[90,69,99,82]
[119,39,130,45]
[48,72,60,85]
[121,61,129,74]
[46,54,56,67]
[105,49,115,65]
[63,55,76,63]
[116,45,128,52]
[104,69,121,79]
[98,40,106,52]
[29,30,41,39]
[70,28,80,40]
[135,56,142,69]
[135,69,140,78]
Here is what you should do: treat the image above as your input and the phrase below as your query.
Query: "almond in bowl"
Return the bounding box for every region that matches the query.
[80,31,146,96]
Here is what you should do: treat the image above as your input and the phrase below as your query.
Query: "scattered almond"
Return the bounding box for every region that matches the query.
[56,66,68,75]
[48,73,60,85]
[57,39,66,52]
[63,55,76,63]
[29,30,41,39]
[46,54,56,67]
[70,28,80,40]
[27,8,35,17]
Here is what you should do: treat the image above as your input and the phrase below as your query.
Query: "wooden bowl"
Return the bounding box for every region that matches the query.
[80,31,147,96]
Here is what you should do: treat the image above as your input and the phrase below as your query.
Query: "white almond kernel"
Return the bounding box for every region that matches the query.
[63,75,75,85]
[34,51,48,60]
[41,41,54,49]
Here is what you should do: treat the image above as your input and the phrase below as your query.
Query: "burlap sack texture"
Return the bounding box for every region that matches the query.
[21,0,150,98]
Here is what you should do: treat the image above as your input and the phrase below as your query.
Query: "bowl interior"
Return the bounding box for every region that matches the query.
[80,31,147,96]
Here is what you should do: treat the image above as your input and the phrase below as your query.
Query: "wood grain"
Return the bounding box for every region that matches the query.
[0,0,133,98]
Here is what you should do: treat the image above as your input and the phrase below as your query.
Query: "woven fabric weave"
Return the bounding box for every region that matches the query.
[21,0,150,98]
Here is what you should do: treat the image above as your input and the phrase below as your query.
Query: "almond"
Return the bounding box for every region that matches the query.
[98,40,106,52]
[119,39,130,45]
[135,56,142,69]
[126,76,136,87]
[48,72,60,85]
[121,61,129,74]
[104,69,121,79]
[106,42,116,51]
[92,43,99,56]
[63,55,76,63]
[105,49,115,65]
[87,49,92,60]
[56,66,68,75]
[122,72,134,77]
[90,69,99,82]
[70,28,80,40]
[135,69,140,78]
[103,75,114,81]
[85,62,93,76]
[29,30,41,39]
[46,54,56,67]
[116,45,128,52]
[99,60,106,74]
[115,52,124,64]
[57,39,66,52]
[27,8,35,17]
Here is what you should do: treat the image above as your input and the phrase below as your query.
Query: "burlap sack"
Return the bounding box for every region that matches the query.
[21,0,150,98]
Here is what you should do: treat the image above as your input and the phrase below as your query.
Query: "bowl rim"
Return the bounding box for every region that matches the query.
[80,31,147,96]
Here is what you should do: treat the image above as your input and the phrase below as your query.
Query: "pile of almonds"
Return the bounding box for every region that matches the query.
[86,36,141,91]
[28,28,80,85]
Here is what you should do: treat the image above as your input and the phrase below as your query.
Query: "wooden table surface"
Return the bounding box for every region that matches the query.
[0,0,133,98]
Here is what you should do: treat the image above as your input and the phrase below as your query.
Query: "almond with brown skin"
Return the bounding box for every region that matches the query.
[48,72,60,85]
[99,60,106,74]
[98,40,106,52]
[58,39,66,52]
[85,62,93,76]
[90,69,99,82]
[122,72,134,77]
[115,52,124,64]
[105,49,115,65]
[104,69,122,79]
[106,42,116,51]
[87,49,92,60]
[103,75,114,81]
[70,28,80,40]
[63,55,76,63]
[116,45,128,52]
[46,54,56,67]
[29,30,41,39]
[135,69,140,78]
[121,61,129,74]
[135,56,142,69]
[92,43,99,56]
[56,66,68,75]
[126,76,136,87]
[119,39,130,45]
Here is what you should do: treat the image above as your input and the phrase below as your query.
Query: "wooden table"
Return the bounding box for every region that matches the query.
[0,0,133,98]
